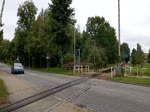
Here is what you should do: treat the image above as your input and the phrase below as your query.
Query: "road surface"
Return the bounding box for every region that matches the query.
[0,63,150,112]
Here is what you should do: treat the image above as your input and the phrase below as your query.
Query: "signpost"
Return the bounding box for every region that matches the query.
[46,53,50,69]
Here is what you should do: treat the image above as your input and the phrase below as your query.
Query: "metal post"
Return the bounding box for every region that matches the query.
[77,49,80,65]
[93,40,96,72]
[137,67,138,78]
[79,49,80,65]
[117,0,122,75]
[47,59,48,70]
[0,0,5,27]
[111,67,113,78]
[73,17,76,74]
[118,0,121,58]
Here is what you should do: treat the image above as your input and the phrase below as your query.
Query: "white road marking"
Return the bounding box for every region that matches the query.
[53,96,62,101]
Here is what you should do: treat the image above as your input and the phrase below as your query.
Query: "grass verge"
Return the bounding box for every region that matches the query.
[0,80,9,105]
[26,67,74,75]
[126,63,150,76]
[111,76,150,86]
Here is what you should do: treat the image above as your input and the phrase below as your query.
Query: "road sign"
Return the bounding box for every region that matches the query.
[46,53,50,60]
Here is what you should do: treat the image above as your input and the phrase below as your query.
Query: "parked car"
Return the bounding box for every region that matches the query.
[11,63,24,74]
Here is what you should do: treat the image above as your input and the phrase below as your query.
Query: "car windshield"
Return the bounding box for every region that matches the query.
[14,63,23,67]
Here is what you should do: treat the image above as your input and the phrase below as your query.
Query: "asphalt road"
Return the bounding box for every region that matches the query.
[0,63,150,112]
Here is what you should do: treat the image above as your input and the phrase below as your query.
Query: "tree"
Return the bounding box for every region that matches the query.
[136,43,144,66]
[131,48,136,65]
[0,30,3,44]
[0,39,11,63]
[85,16,118,65]
[49,0,74,67]
[121,42,130,63]
[26,9,53,68]
[147,49,150,63]
[14,1,37,65]
[131,43,144,66]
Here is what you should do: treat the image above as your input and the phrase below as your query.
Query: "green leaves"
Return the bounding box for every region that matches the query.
[85,16,118,65]
[121,42,130,63]
[0,2,121,69]
[49,0,74,67]
[17,1,37,33]
[147,50,150,63]
[131,43,144,66]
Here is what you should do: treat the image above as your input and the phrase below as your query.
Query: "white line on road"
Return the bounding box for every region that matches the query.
[52,96,62,101]
[44,83,93,112]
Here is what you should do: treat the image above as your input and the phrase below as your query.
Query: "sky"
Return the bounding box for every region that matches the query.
[1,0,150,53]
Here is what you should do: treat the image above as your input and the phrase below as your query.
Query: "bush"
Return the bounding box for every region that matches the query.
[63,53,73,64]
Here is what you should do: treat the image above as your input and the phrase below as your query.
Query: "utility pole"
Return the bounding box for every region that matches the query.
[74,28,76,66]
[117,0,122,75]
[118,0,121,58]
[0,0,5,27]
[73,15,76,74]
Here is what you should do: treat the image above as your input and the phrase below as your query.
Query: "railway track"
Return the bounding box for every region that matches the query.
[0,74,95,112]
[0,66,116,112]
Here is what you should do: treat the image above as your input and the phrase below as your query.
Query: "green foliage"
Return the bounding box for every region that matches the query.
[84,16,118,66]
[14,1,37,65]
[0,80,9,97]
[131,43,144,66]
[63,53,73,64]
[136,43,144,65]
[0,2,124,70]
[111,77,150,86]
[121,42,130,63]
[27,67,73,75]
[0,39,11,63]
[131,48,136,65]
[17,1,38,33]
[147,49,150,63]
[0,30,3,44]
[49,0,74,67]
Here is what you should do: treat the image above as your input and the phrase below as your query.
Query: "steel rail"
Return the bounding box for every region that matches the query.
[0,75,94,112]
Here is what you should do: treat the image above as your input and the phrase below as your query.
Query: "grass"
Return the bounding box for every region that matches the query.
[26,67,74,75]
[125,63,150,76]
[0,80,9,105]
[111,76,150,86]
